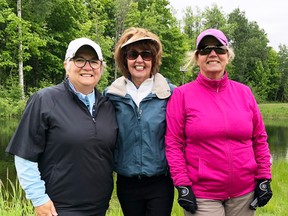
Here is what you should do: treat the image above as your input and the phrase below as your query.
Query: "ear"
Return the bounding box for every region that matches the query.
[64,61,70,77]
[64,61,67,69]
[225,55,229,64]
[196,55,200,66]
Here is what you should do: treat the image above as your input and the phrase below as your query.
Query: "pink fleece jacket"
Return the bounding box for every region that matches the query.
[165,72,272,199]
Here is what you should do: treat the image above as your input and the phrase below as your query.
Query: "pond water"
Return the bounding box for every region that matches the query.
[265,121,288,160]
[1,118,288,184]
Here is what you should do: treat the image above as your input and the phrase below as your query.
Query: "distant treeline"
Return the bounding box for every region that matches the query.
[1,0,288,117]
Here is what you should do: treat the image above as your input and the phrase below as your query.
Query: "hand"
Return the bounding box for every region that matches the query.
[176,186,198,214]
[251,179,272,208]
[35,200,58,216]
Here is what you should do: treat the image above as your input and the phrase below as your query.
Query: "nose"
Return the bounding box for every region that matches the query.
[83,61,93,70]
[209,49,217,55]
[135,54,144,61]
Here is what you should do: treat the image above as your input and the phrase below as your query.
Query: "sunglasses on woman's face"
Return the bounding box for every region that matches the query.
[198,46,228,55]
[126,50,153,61]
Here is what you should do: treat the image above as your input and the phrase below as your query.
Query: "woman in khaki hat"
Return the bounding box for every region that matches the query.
[105,27,175,216]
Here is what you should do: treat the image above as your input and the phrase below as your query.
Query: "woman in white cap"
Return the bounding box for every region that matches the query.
[105,27,175,216]
[6,38,118,216]
[165,28,272,216]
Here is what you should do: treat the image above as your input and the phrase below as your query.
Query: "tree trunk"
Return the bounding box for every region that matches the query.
[17,0,25,100]
[114,0,130,80]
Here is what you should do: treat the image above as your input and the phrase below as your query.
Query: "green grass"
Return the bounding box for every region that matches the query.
[1,160,287,216]
[0,171,34,216]
[258,103,288,120]
[1,103,287,215]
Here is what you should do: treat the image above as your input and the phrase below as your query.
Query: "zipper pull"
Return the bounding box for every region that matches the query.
[92,103,96,123]
[137,108,142,119]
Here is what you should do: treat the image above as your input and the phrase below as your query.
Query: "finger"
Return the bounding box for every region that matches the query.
[50,202,58,216]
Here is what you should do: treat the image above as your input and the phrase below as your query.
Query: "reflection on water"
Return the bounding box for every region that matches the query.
[0,118,19,185]
[1,118,288,183]
[266,124,288,161]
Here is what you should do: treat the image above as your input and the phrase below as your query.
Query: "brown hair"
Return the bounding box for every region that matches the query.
[114,27,163,78]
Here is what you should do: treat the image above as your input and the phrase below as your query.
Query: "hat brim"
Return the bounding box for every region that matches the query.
[121,37,158,48]
[197,35,227,49]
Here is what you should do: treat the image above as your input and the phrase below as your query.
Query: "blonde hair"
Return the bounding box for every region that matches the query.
[114,27,163,78]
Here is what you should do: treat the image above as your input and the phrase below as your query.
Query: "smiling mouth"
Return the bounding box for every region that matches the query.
[207,61,220,64]
[135,66,144,70]
[81,74,93,77]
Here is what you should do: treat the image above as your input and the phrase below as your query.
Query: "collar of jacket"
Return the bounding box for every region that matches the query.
[197,71,228,92]
[63,78,107,106]
[107,73,171,99]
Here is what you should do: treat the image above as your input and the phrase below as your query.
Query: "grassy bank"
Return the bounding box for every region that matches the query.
[1,159,287,216]
[256,159,288,216]
[1,103,287,215]
[108,159,288,216]
[258,103,288,120]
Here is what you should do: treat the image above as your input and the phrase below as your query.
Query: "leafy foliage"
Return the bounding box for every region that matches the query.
[0,0,288,118]
[181,5,286,103]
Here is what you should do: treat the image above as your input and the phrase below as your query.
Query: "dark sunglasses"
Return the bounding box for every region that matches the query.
[126,50,153,61]
[198,46,228,55]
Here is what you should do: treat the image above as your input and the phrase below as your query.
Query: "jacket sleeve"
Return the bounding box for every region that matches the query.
[165,87,192,187]
[6,91,52,161]
[250,92,272,180]
[15,155,50,206]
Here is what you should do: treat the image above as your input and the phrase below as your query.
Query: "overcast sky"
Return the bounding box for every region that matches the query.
[169,0,287,51]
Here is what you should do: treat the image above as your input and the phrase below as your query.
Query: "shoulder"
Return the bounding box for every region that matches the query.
[228,79,253,93]
[174,81,196,92]
[152,74,174,99]
[26,83,66,109]
[104,76,126,97]
[35,82,65,98]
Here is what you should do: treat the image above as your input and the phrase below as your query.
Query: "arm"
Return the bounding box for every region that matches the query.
[15,155,58,215]
[250,94,272,208]
[251,98,272,179]
[165,88,191,186]
[165,88,198,213]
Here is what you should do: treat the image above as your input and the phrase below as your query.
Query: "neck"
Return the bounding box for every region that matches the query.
[68,79,94,95]
[131,78,145,88]
[202,71,225,80]
[78,88,94,95]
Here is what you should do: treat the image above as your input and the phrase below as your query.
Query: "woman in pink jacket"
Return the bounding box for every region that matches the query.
[165,28,272,216]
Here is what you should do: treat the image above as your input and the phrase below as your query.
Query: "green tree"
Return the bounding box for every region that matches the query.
[182,6,203,49]
[266,48,281,101]
[113,0,131,79]
[19,0,95,91]
[1,0,286,105]
[0,0,45,96]
[182,5,229,81]
[84,0,116,90]
[115,0,189,85]
[0,0,17,82]
[277,44,288,101]
[227,8,272,101]
[248,60,269,102]
[202,4,227,30]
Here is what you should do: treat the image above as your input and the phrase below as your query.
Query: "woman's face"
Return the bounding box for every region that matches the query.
[64,46,102,95]
[197,36,229,80]
[126,44,153,87]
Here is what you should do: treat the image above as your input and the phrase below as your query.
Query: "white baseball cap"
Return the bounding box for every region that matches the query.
[65,37,103,61]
